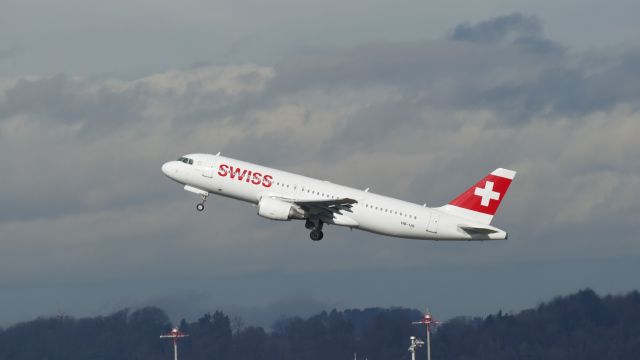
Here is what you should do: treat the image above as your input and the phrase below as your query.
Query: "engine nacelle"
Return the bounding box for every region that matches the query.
[257,197,304,220]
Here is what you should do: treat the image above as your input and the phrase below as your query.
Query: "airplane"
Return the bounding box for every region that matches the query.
[161,153,516,241]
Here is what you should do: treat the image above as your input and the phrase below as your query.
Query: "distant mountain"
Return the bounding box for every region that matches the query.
[0,289,638,360]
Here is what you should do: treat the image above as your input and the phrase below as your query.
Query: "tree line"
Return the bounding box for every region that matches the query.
[0,289,638,359]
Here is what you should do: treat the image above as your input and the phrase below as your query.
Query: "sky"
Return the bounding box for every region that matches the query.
[1,0,640,327]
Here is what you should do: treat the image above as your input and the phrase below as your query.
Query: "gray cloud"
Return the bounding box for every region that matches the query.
[2,14,638,230]
[452,13,543,43]
[1,12,640,326]
[450,13,563,53]
[470,48,640,120]
[265,15,640,127]
[0,43,20,63]
[0,75,143,136]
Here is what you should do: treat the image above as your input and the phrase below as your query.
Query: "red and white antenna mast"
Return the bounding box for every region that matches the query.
[160,328,189,360]
[412,309,440,360]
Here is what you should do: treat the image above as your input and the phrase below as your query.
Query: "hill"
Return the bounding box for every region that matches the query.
[0,289,638,359]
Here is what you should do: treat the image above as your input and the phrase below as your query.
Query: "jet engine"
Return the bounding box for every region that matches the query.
[257,197,305,220]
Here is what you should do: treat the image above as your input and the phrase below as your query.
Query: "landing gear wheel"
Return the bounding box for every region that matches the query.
[310,229,324,241]
[305,219,315,229]
[196,194,208,212]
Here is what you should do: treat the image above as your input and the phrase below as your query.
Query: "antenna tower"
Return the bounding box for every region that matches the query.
[160,328,189,360]
[412,309,440,360]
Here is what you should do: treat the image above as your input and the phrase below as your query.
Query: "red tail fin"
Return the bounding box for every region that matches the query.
[443,168,516,224]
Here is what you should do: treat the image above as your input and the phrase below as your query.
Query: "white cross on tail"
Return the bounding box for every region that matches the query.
[474,181,500,206]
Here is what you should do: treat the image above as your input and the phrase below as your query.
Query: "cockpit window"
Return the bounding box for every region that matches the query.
[177,157,194,165]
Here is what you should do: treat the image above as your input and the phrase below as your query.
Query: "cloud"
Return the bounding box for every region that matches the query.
[266,14,639,125]
[0,43,20,63]
[450,13,563,53]
[1,13,639,242]
[1,13,640,326]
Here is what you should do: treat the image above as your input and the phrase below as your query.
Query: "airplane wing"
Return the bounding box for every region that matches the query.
[270,196,356,215]
[294,198,357,207]
[268,196,359,226]
[292,197,357,215]
[295,198,359,226]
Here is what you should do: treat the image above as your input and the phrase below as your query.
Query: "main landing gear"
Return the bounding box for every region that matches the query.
[310,229,323,241]
[306,219,324,241]
[196,194,208,212]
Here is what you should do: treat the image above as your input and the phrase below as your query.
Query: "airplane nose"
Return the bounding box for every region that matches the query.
[162,161,177,177]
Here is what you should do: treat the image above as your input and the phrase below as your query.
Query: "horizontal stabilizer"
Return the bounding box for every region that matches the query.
[458,225,498,234]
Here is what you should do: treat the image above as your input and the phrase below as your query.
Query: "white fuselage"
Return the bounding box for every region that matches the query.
[162,153,508,241]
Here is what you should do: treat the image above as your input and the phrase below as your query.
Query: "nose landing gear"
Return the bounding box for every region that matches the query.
[196,194,208,212]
